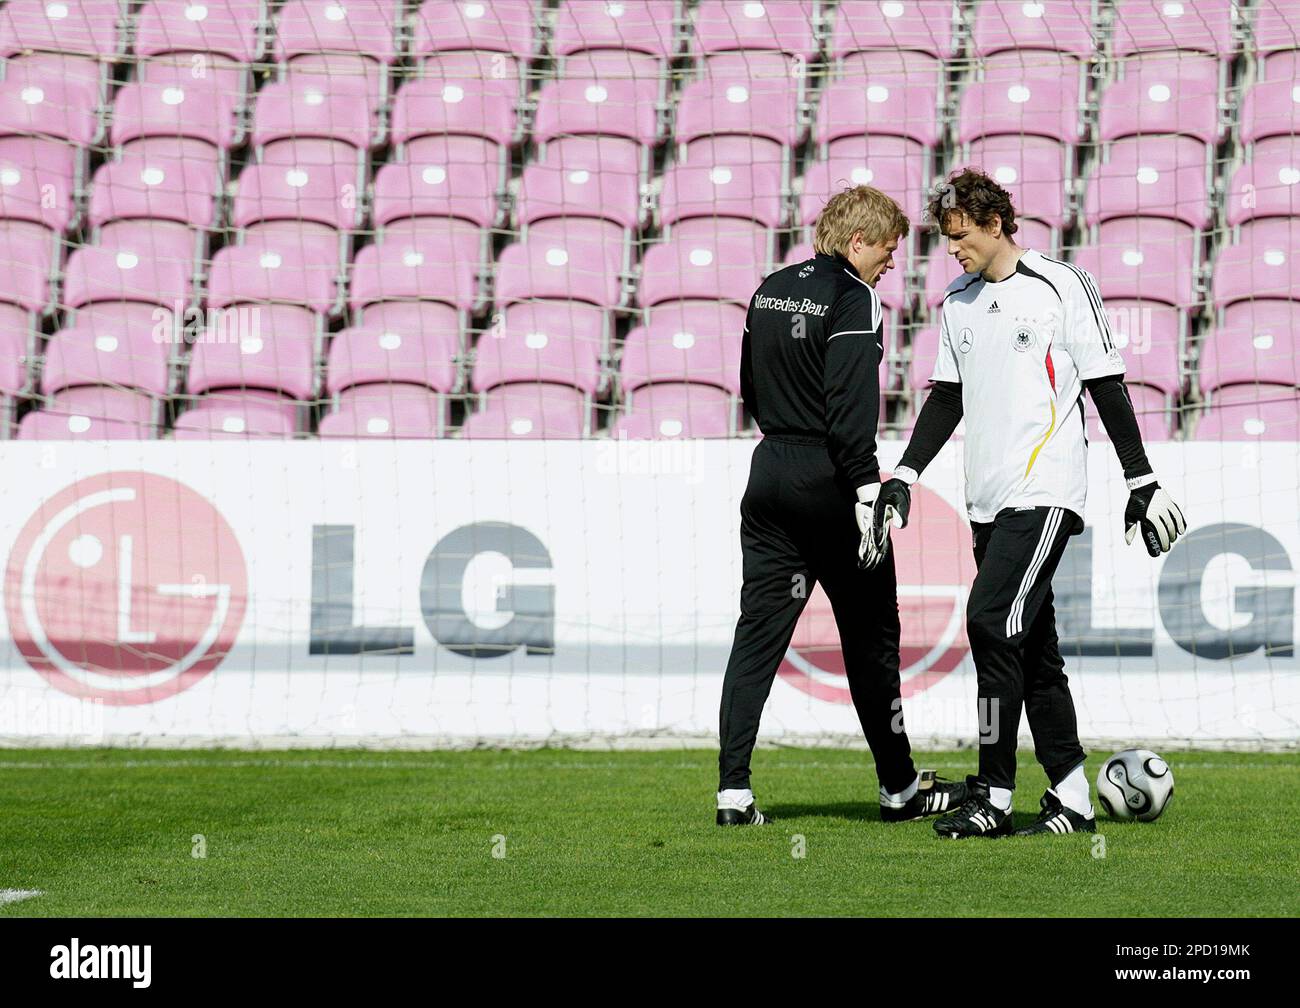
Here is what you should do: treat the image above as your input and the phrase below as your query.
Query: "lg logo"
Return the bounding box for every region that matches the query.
[5,473,247,705]
[310,521,556,659]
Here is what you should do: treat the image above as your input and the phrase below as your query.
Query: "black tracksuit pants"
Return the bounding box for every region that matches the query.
[967,505,1088,791]
[718,437,918,793]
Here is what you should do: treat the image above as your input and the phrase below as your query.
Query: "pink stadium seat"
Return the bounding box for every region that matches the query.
[0,303,34,395]
[1083,136,1212,230]
[659,161,784,230]
[560,50,668,92]
[517,160,642,231]
[496,219,628,310]
[1013,218,1055,254]
[327,319,461,397]
[135,52,248,111]
[1195,385,1299,440]
[922,247,963,309]
[976,54,1085,103]
[1105,299,1182,395]
[537,135,645,190]
[908,325,939,389]
[1240,78,1300,148]
[63,229,194,312]
[1211,220,1299,310]
[135,0,263,63]
[829,0,957,60]
[417,49,524,100]
[390,75,519,154]
[275,0,400,65]
[0,75,101,149]
[612,382,736,438]
[41,319,172,398]
[1086,383,1171,442]
[1112,0,1237,59]
[694,1,816,60]
[972,1,1095,61]
[111,69,243,158]
[186,307,318,401]
[0,219,57,310]
[232,160,364,232]
[780,239,812,266]
[17,387,161,440]
[966,136,1070,231]
[957,72,1081,145]
[397,137,508,209]
[0,1,123,61]
[818,75,941,149]
[352,300,466,360]
[1098,53,1222,146]
[835,48,940,83]
[88,153,219,232]
[1070,219,1197,307]
[473,304,606,396]
[808,137,928,221]
[553,0,677,62]
[0,136,78,233]
[319,384,447,438]
[1198,302,1300,393]
[460,383,590,439]
[533,77,662,149]
[372,159,500,229]
[208,234,339,316]
[172,394,303,439]
[621,310,741,397]
[1259,48,1300,88]
[411,0,539,63]
[1256,2,1300,78]
[675,74,802,154]
[349,220,484,315]
[498,297,610,356]
[1225,150,1300,227]
[251,76,376,157]
[0,51,105,114]
[638,221,769,307]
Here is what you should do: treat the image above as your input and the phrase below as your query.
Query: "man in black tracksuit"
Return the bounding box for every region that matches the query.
[716,186,968,826]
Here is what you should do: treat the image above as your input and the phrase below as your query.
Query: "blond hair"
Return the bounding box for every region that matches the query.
[813,185,910,257]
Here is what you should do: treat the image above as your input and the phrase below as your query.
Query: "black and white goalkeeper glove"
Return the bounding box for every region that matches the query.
[856,478,911,570]
[1124,475,1187,557]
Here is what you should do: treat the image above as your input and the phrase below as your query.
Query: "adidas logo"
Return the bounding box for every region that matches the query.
[987,301,1001,313]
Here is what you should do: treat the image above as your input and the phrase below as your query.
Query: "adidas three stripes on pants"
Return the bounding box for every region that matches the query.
[967,505,1088,792]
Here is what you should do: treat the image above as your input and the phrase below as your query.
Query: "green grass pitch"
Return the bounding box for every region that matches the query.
[0,748,1295,917]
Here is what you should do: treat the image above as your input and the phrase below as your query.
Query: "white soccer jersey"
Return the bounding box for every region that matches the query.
[930,249,1125,523]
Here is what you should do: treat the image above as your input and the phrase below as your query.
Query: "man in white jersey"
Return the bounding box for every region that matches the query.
[863,169,1187,838]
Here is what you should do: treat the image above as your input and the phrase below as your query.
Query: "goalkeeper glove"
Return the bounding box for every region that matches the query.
[1124,476,1187,557]
[856,478,911,570]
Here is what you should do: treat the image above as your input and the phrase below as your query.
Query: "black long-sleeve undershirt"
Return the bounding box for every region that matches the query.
[898,380,964,477]
[1083,374,1153,481]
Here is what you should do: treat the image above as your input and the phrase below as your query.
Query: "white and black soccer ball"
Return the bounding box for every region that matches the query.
[1096,749,1174,822]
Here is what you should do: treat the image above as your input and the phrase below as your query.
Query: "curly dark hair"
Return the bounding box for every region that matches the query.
[924,168,1019,237]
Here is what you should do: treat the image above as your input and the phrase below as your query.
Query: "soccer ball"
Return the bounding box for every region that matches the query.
[1096,749,1174,821]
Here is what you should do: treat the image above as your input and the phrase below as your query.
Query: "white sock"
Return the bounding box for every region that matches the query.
[1053,765,1094,816]
[988,786,1013,812]
[879,773,920,806]
[717,787,754,809]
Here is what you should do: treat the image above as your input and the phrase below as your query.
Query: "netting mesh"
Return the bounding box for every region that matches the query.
[0,1,1297,747]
